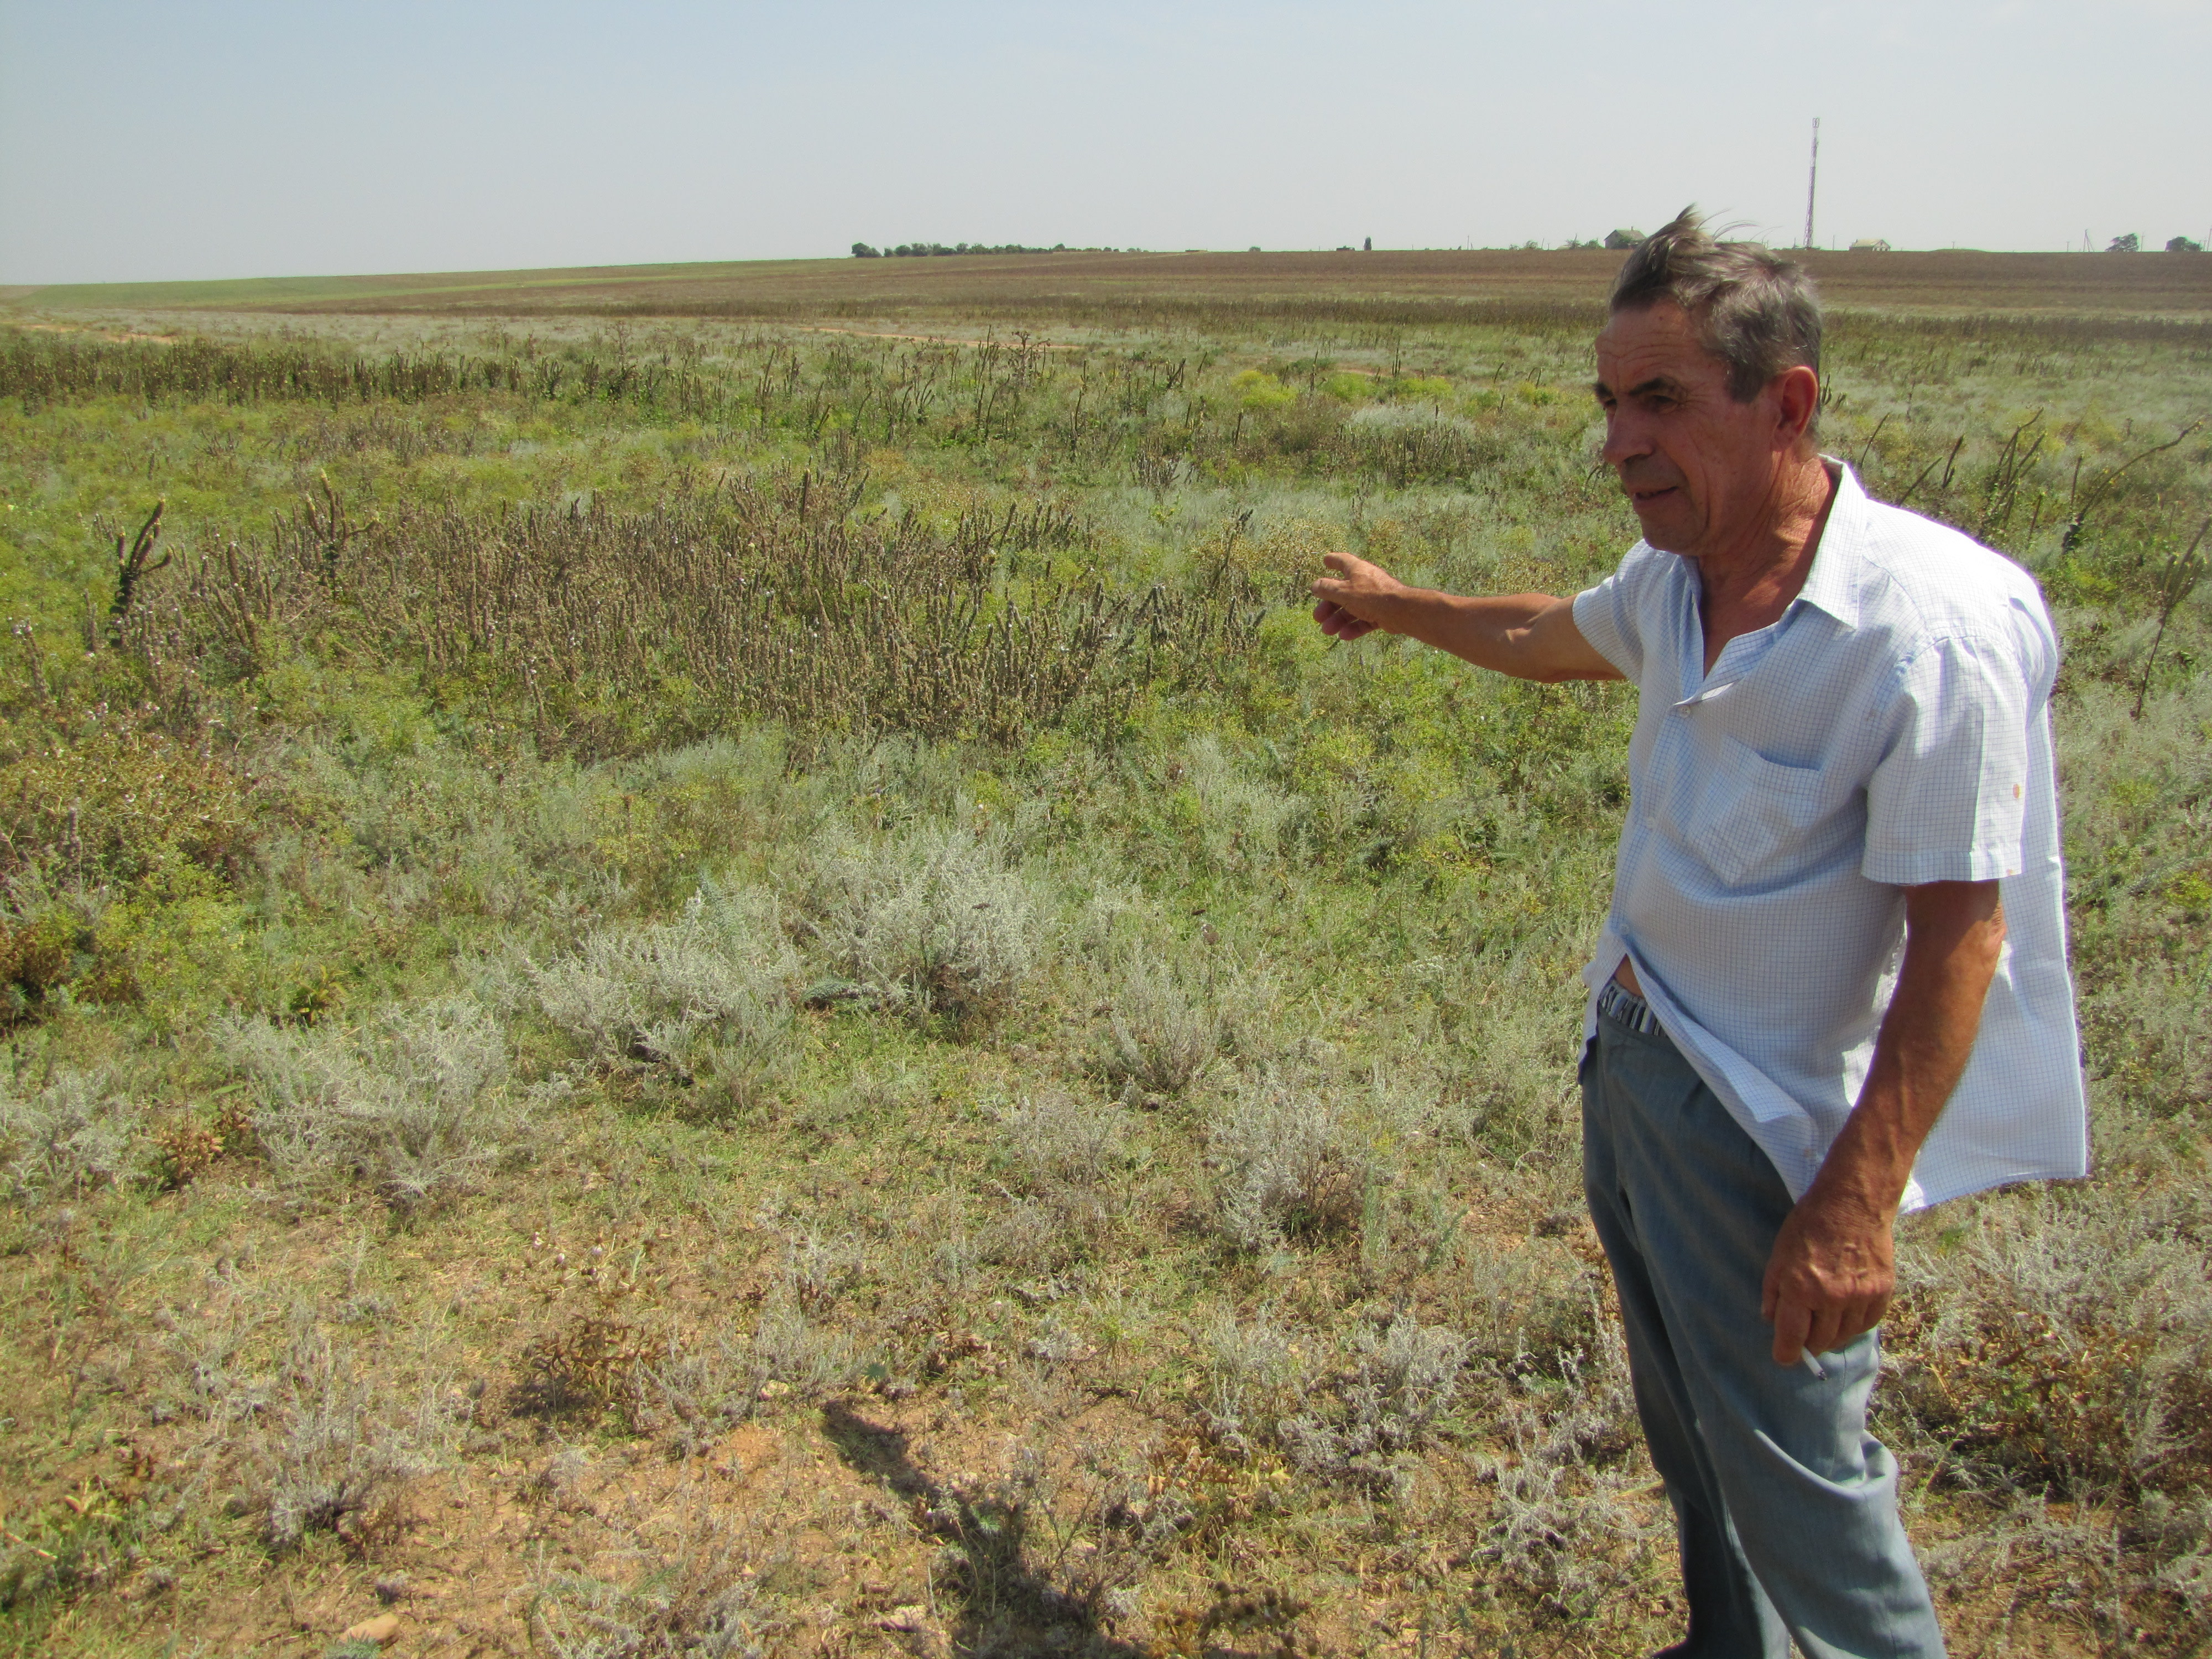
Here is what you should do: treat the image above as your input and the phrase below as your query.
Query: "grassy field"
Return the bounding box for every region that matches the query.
[0,256,2208,1658]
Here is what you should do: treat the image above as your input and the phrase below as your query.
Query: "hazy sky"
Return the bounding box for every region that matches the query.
[3,0,2208,285]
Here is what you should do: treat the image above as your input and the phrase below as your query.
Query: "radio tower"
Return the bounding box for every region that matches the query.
[1803,118,1820,249]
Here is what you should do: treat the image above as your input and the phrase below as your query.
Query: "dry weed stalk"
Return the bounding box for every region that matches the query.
[118,468,1258,748]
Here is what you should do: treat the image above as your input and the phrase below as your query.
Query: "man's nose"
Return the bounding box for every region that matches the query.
[1600,411,1648,469]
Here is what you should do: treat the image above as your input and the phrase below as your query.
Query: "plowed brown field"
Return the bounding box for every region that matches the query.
[14,246,2211,322]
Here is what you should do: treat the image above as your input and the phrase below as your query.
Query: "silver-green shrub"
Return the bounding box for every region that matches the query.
[529,1551,774,1658]
[985,1087,1145,1262]
[750,1288,864,1397]
[804,825,1040,1026]
[1890,1178,2212,1497]
[1198,1308,1306,1458]
[634,1280,868,1448]
[2147,1493,2212,1615]
[1178,735,1307,872]
[1468,1326,1650,1616]
[254,1327,453,1548]
[1099,944,1222,1098]
[1207,1072,1373,1249]
[530,884,798,1109]
[998,1087,1132,1192]
[1452,1239,1602,1370]
[1277,1312,1468,1497]
[217,995,522,1206]
[0,1070,143,1199]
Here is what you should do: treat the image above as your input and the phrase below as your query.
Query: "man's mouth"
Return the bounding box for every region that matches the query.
[1629,485,1679,505]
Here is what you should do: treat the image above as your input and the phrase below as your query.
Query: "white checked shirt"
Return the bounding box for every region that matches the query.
[1572,462,2088,1209]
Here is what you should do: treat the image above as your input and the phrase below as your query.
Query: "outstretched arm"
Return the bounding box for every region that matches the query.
[1311,551,1622,684]
[1761,879,2007,1363]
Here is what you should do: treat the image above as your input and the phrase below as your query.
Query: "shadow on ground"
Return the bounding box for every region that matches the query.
[822,1401,1309,1658]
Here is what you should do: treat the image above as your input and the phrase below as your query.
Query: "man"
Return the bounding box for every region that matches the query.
[1310,211,2088,1657]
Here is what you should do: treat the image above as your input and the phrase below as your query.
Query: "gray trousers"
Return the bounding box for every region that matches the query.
[1580,1002,1947,1658]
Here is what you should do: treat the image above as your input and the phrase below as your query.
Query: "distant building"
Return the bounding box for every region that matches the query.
[1603,228,1646,250]
[1849,238,1892,253]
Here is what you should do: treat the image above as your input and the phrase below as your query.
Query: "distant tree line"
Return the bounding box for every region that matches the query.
[847,233,2206,260]
[2105,234,2206,253]
[851,242,1112,258]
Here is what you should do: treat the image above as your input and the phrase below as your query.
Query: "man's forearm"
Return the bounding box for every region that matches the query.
[1360,587,1559,670]
[1761,880,2006,1360]
[1809,882,2007,1218]
[1310,552,1621,682]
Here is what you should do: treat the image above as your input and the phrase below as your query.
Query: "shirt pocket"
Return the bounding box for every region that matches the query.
[1682,735,1838,889]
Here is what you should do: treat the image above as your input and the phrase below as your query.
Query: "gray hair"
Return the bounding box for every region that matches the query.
[1610,207,1823,406]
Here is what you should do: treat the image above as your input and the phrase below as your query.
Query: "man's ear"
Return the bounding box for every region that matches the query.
[1772,365,1820,448]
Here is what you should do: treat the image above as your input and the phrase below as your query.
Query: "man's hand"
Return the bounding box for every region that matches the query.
[1761,1187,1896,1362]
[1308,552,1621,683]
[1311,551,1400,640]
[1760,879,2007,1365]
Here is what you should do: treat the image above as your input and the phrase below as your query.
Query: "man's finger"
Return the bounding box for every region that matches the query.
[1771,1297,1812,1366]
[1312,598,1378,640]
[1833,1294,1890,1349]
[1834,1300,1870,1348]
[1321,550,1353,575]
[1803,1311,1837,1360]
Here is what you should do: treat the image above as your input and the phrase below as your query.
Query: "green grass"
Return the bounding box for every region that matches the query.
[0,294,2207,1657]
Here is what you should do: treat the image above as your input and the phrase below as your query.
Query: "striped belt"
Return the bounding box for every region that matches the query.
[1598,975,1666,1037]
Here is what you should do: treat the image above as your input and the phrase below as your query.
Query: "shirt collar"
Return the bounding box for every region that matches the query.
[1792,459,1866,630]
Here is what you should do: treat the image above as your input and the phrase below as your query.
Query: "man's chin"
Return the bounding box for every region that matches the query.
[1630,500,1694,552]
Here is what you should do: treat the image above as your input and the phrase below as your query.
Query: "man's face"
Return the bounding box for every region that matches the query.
[1593,301,1790,560]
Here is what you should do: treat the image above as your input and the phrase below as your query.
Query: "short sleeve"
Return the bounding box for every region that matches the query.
[1573,559,1646,681]
[1861,632,2032,886]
